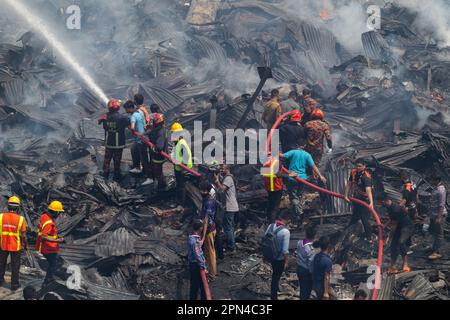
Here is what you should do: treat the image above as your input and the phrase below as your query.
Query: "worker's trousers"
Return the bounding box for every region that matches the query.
[203,230,217,278]
[0,250,21,288]
[189,263,206,300]
[349,203,372,240]
[175,171,186,206]
[287,180,305,218]
[103,148,123,178]
[391,224,413,263]
[266,190,282,222]
[270,260,285,300]
[223,211,237,251]
[43,253,58,284]
[297,265,313,300]
[430,217,445,253]
[131,142,151,178]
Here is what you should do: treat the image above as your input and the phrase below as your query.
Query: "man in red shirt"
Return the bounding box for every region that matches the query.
[36,201,65,286]
[0,196,27,291]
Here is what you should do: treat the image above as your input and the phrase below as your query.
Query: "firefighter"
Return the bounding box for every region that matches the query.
[262,89,282,130]
[36,201,65,286]
[262,154,283,222]
[279,110,305,153]
[0,196,27,291]
[171,123,193,206]
[399,172,420,221]
[304,109,332,168]
[148,113,168,190]
[99,99,130,181]
[344,159,374,242]
[301,89,320,126]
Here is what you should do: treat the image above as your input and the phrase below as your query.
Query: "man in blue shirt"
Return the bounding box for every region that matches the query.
[199,181,218,281]
[280,148,326,221]
[124,101,153,186]
[264,210,291,300]
[188,220,207,300]
[312,236,333,300]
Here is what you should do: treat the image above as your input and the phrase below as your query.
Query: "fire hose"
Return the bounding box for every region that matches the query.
[267,111,383,300]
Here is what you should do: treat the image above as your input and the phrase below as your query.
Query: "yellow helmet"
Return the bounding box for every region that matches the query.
[48,201,65,213]
[8,196,21,207]
[171,122,184,133]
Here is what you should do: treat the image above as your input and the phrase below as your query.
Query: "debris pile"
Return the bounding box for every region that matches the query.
[0,0,449,300]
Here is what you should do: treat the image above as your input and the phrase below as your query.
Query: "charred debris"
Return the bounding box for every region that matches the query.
[0,0,449,300]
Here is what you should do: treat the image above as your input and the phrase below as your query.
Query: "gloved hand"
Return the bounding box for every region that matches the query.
[98,114,107,125]
[327,148,333,154]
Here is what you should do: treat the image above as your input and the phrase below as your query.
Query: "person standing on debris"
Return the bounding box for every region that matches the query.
[296,225,317,300]
[134,94,151,132]
[428,175,447,261]
[188,220,207,300]
[312,236,333,300]
[378,193,413,274]
[262,154,283,223]
[99,99,130,181]
[0,196,27,291]
[279,110,305,153]
[148,113,167,190]
[344,159,374,242]
[262,89,282,131]
[171,122,193,206]
[124,101,153,186]
[214,165,239,252]
[263,210,291,300]
[301,89,320,126]
[281,91,300,114]
[36,201,65,286]
[199,181,218,281]
[280,149,327,222]
[304,109,332,167]
[399,172,420,221]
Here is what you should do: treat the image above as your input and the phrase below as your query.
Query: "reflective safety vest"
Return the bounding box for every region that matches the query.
[0,213,25,252]
[36,214,59,254]
[262,158,283,192]
[175,138,193,172]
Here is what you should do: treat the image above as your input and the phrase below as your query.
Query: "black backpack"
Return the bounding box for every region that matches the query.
[261,224,286,262]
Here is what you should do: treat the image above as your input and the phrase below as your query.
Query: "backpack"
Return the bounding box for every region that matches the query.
[261,224,286,262]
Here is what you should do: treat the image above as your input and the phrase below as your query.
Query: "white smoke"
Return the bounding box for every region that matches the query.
[394,0,450,48]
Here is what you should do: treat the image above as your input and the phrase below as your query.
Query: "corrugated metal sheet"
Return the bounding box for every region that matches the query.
[95,228,137,258]
[302,23,340,67]
[362,31,391,61]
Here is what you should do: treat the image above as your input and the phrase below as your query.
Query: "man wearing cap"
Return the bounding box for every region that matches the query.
[36,201,65,286]
[0,196,27,291]
[170,122,193,206]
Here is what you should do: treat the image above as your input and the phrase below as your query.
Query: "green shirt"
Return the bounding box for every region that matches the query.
[175,138,193,171]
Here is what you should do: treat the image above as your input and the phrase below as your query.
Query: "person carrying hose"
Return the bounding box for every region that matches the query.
[344,158,374,243]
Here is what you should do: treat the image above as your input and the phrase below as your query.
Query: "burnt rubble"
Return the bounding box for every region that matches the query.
[0,0,449,300]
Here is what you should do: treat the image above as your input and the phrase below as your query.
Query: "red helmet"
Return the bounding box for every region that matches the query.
[290,110,302,122]
[311,109,324,121]
[107,99,121,111]
[153,113,165,126]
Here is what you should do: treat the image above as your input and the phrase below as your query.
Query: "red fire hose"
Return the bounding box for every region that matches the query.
[267,111,383,300]
[200,269,213,300]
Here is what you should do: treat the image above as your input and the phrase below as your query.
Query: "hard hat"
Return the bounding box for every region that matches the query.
[311,109,324,121]
[153,113,165,127]
[8,196,21,207]
[290,110,302,122]
[107,99,121,111]
[171,122,184,133]
[48,201,65,213]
